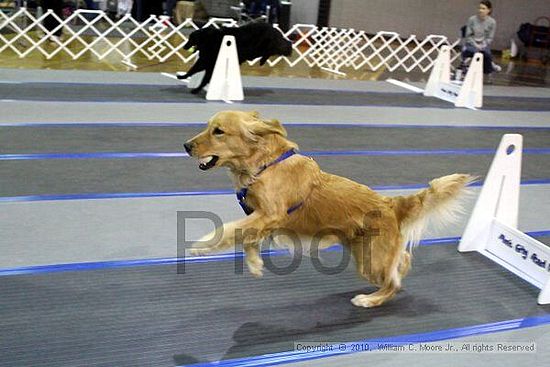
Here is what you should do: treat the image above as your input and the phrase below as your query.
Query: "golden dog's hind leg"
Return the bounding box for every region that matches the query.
[398,251,411,278]
[350,232,404,308]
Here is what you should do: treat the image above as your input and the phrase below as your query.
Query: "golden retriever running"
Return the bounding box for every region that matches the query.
[184,110,473,308]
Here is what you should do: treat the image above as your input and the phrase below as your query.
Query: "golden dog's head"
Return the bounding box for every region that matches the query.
[184,110,290,171]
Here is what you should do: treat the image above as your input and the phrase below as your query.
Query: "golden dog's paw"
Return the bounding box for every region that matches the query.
[247,257,264,278]
[247,260,264,278]
[351,294,374,308]
[249,267,264,278]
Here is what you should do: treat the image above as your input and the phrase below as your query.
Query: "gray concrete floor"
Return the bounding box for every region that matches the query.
[285,324,550,367]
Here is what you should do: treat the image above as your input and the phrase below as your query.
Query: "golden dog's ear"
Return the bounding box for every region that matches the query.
[247,118,287,138]
[248,110,260,118]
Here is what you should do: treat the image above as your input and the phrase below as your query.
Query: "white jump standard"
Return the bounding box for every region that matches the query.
[388,45,484,110]
[205,35,244,102]
[164,35,244,103]
[459,134,550,305]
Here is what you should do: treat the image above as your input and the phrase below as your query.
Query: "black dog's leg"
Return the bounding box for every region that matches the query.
[260,56,269,66]
[259,55,269,65]
[190,66,214,94]
[177,70,192,80]
[178,60,206,80]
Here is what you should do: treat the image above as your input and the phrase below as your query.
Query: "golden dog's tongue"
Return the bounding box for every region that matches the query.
[198,156,218,170]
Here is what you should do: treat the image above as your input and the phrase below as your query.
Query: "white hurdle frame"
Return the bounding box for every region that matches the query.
[460,134,550,305]
[388,45,483,109]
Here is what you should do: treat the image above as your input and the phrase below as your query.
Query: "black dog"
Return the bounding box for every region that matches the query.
[177,22,293,94]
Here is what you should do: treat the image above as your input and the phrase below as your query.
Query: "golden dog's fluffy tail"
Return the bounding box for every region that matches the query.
[392,174,475,250]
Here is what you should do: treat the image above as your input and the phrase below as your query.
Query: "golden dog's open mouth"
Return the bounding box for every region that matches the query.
[198,155,219,170]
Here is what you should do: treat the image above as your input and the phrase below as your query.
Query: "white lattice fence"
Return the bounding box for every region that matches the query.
[0,8,461,73]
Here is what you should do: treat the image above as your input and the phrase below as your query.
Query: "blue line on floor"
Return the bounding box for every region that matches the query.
[0,190,233,202]
[306,148,550,156]
[1,231,548,277]
[2,148,550,161]
[179,314,550,367]
[1,179,549,203]
[0,152,189,160]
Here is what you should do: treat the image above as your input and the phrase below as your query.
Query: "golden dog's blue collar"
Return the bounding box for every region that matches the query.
[236,148,303,216]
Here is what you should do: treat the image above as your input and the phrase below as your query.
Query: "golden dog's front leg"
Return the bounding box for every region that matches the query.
[189,212,279,277]
[243,244,264,278]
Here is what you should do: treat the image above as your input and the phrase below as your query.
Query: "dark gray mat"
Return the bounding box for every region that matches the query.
[1,154,549,197]
[2,125,550,154]
[0,243,549,367]
[1,83,549,111]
